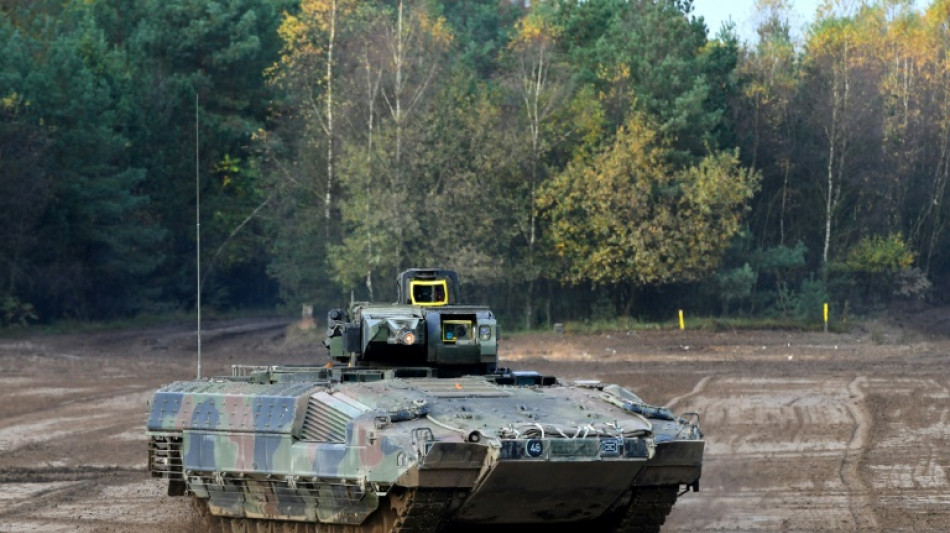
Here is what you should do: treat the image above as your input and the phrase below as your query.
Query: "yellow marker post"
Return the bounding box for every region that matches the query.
[679,309,685,330]
[823,303,829,333]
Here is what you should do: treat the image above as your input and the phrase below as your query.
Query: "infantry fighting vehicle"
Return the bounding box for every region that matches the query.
[146,268,703,532]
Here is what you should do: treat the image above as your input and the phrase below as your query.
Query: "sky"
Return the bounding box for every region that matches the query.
[693,0,930,44]
[691,0,822,43]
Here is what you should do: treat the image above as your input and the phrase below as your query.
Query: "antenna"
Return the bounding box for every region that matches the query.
[196,92,202,380]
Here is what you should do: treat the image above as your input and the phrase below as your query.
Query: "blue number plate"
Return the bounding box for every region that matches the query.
[600,438,623,457]
[525,439,544,457]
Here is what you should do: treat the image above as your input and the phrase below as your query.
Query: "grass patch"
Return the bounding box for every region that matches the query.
[510,315,851,335]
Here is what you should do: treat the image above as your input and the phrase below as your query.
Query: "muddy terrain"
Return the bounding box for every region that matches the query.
[1,314,948,532]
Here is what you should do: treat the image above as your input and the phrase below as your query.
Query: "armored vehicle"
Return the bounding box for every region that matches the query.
[146,268,703,532]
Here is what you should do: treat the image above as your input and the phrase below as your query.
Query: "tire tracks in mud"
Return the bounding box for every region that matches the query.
[0,385,155,422]
[0,388,154,454]
[0,467,194,533]
[145,318,290,351]
[664,375,712,411]
[0,465,140,483]
[0,466,139,520]
[841,375,878,530]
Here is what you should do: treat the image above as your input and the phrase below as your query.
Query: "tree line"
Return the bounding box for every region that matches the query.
[0,0,946,327]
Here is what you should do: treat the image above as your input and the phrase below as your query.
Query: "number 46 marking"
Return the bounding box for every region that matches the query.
[526,439,543,457]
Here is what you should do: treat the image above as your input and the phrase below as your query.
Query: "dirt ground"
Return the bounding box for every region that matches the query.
[1,313,949,532]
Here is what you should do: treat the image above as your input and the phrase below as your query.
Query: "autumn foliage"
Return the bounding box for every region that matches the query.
[1,0,948,325]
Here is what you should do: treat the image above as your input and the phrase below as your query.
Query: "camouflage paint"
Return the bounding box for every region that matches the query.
[147,369,701,525]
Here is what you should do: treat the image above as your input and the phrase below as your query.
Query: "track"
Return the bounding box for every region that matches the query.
[187,485,678,533]
[611,486,679,533]
[193,488,458,533]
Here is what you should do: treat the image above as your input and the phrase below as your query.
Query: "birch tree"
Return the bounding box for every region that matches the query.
[741,0,800,246]
[804,7,881,278]
[329,0,451,292]
[504,5,571,328]
[907,0,950,275]
[270,0,360,233]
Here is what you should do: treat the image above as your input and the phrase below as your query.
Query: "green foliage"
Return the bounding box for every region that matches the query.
[0,91,51,306]
[550,0,737,160]
[6,0,950,327]
[268,213,339,310]
[0,0,289,319]
[1,295,37,327]
[749,241,808,317]
[831,233,925,308]
[329,131,419,296]
[540,110,759,307]
[123,0,286,310]
[714,263,757,315]
[834,233,915,274]
[752,241,807,272]
[0,4,167,318]
[328,70,523,299]
[790,277,829,321]
[440,0,520,77]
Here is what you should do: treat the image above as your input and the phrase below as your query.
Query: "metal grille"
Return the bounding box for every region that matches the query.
[300,391,369,442]
[148,435,183,479]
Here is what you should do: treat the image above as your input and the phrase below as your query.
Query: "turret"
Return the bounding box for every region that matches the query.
[324,268,498,377]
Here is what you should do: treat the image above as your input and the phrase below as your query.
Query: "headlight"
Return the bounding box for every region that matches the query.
[398,330,416,345]
[479,325,492,341]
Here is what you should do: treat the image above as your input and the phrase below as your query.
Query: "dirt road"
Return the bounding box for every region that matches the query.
[1,317,948,531]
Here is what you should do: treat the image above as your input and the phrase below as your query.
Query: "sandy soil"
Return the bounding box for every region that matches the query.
[0,314,948,532]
